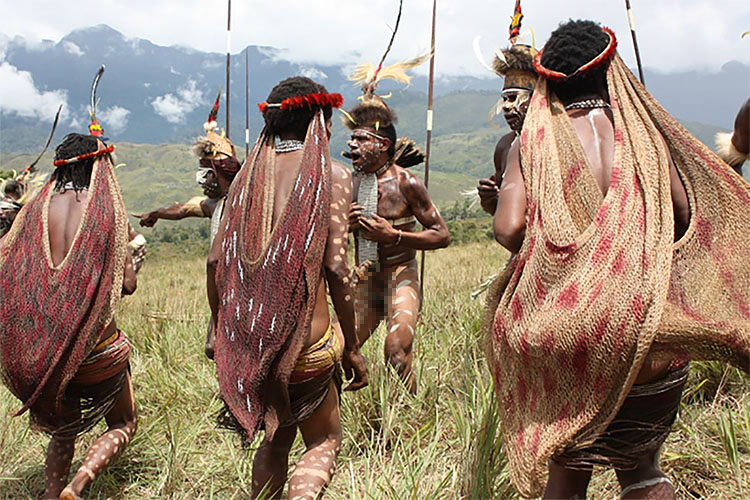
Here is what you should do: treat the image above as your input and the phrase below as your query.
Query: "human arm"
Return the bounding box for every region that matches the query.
[205,207,228,360]
[122,251,137,295]
[493,139,527,253]
[479,133,516,215]
[732,98,750,155]
[358,171,451,250]
[327,163,367,391]
[662,136,690,240]
[132,196,211,227]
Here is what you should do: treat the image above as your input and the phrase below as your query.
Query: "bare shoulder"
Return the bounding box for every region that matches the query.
[494,132,516,156]
[331,161,352,183]
[397,166,424,190]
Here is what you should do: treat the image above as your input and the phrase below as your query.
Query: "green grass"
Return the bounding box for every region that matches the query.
[1,241,748,499]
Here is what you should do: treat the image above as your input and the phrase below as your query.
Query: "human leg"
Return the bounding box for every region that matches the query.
[42,436,75,499]
[288,380,342,500]
[251,425,297,499]
[615,450,675,499]
[543,461,593,500]
[384,261,419,393]
[60,372,136,500]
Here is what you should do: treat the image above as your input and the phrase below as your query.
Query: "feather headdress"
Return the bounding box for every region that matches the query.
[345,0,430,128]
[193,90,235,159]
[474,0,537,89]
[88,65,106,138]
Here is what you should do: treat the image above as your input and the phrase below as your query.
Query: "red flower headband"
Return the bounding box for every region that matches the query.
[258,92,344,114]
[53,145,115,167]
[534,26,617,82]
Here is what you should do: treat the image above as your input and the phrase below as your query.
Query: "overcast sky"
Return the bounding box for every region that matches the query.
[1,0,749,78]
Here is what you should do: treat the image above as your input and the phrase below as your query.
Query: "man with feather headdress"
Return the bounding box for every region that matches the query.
[133,91,240,246]
[0,67,140,500]
[476,0,538,216]
[344,9,450,393]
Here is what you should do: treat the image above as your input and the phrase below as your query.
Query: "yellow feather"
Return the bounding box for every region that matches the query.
[348,62,377,87]
[743,31,750,38]
[374,52,432,86]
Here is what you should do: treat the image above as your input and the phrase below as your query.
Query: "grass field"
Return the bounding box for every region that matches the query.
[1,241,748,499]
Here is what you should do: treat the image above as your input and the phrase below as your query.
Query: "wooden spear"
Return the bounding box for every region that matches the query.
[419,0,437,300]
[245,46,250,159]
[226,0,232,135]
[625,0,646,84]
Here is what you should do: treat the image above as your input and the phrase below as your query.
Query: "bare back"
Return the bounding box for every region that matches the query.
[48,190,135,340]
[567,108,616,195]
[48,191,89,267]
[273,151,346,349]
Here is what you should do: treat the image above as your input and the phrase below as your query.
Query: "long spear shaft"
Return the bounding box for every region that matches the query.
[419,0,437,300]
[245,47,250,159]
[625,0,646,84]
[226,0,232,135]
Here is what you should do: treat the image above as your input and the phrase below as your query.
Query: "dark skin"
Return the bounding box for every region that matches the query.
[133,167,228,227]
[477,88,532,215]
[731,98,750,168]
[39,165,138,500]
[207,121,367,500]
[478,132,516,215]
[494,89,690,500]
[347,127,450,393]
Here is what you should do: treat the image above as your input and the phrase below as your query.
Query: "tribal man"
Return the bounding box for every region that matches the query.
[207,76,368,500]
[0,179,23,236]
[486,20,749,499]
[0,132,139,500]
[345,96,450,393]
[476,3,538,215]
[133,94,241,246]
[715,97,749,175]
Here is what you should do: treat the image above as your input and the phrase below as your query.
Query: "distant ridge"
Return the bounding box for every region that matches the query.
[0,24,746,154]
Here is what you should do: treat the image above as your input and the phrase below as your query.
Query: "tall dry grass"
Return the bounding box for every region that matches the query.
[1,241,748,499]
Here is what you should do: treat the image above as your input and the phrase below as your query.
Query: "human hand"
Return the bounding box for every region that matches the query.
[205,320,216,360]
[342,348,368,391]
[359,213,398,243]
[477,175,499,203]
[348,203,364,232]
[132,211,159,227]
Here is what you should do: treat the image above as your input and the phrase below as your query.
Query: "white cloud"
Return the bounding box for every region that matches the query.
[299,67,327,80]
[62,40,84,56]
[0,0,747,77]
[98,105,130,135]
[201,58,223,70]
[151,79,203,124]
[0,62,68,121]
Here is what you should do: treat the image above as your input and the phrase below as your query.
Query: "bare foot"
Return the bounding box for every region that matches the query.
[620,477,675,499]
[59,485,81,500]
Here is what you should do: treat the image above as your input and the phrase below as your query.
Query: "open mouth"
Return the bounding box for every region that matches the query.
[348,149,363,164]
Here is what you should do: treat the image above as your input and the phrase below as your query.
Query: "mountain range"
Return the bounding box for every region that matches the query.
[1,24,747,155]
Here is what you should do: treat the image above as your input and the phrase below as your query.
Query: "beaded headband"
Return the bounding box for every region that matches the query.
[258,92,344,114]
[534,26,617,82]
[53,145,115,167]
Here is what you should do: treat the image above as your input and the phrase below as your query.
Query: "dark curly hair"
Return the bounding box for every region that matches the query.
[263,76,334,138]
[540,20,611,102]
[346,104,398,157]
[52,133,100,192]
